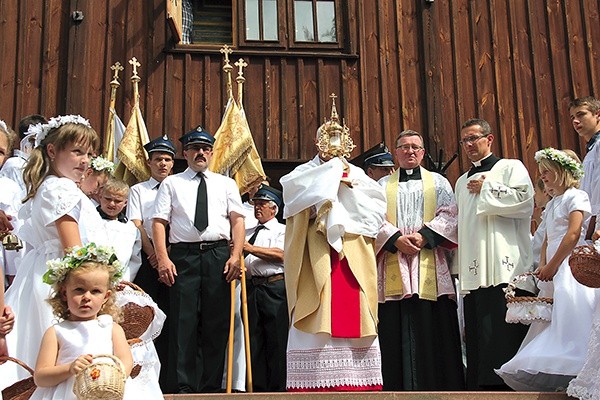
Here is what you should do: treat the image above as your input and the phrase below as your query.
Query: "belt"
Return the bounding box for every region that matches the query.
[250,273,284,286]
[171,239,228,251]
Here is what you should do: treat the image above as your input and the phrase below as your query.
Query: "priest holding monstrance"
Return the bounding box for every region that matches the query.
[280,94,386,391]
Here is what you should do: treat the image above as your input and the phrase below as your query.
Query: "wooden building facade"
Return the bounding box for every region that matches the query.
[1,0,599,184]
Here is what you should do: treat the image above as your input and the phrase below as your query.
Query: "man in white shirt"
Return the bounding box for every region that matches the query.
[153,127,245,393]
[569,96,600,239]
[243,185,287,391]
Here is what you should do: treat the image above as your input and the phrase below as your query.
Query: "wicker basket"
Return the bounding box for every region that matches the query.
[73,354,126,400]
[0,356,36,400]
[117,281,155,340]
[504,272,553,325]
[569,244,600,288]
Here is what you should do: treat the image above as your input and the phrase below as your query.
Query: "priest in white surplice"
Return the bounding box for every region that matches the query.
[453,118,535,390]
[281,97,386,391]
[375,130,464,391]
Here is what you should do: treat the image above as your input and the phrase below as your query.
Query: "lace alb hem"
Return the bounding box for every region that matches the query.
[286,345,383,389]
[506,301,552,325]
[567,383,599,400]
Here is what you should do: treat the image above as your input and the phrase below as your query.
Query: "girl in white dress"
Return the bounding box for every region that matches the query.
[0,116,109,390]
[31,243,133,399]
[496,148,596,391]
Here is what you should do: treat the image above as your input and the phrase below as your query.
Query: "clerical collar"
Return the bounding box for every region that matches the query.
[96,205,128,223]
[586,131,600,152]
[399,167,421,182]
[467,153,500,177]
[471,153,494,167]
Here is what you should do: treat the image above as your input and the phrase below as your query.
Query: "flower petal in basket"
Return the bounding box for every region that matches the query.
[504,272,553,325]
[73,354,126,400]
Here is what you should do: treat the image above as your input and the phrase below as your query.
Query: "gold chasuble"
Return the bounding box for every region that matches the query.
[284,207,379,338]
[384,167,438,301]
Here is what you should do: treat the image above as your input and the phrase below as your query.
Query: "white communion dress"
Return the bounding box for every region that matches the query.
[30,315,137,400]
[0,176,109,390]
[496,188,596,391]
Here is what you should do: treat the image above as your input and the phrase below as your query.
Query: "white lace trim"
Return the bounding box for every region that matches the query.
[506,301,552,325]
[286,345,383,389]
[116,288,166,341]
[567,308,600,399]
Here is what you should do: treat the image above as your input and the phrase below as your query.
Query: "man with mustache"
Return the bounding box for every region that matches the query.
[152,127,245,393]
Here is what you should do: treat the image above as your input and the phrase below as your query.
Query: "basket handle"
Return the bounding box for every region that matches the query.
[0,356,34,375]
[90,354,126,375]
[117,280,145,293]
[504,272,535,300]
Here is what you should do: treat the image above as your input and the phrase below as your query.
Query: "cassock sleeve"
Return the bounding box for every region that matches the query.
[476,159,534,219]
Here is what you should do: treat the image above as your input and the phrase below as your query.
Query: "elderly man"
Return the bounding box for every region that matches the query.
[153,127,245,393]
[454,118,534,390]
[375,129,464,391]
[243,185,287,391]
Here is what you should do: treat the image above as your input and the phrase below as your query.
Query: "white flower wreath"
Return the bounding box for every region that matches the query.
[43,242,122,285]
[34,115,92,148]
[90,155,115,174]
[534,147,584,180]
[0,120,7,132]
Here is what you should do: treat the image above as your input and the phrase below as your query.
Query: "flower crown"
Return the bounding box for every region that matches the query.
[43,243,122,285]
[33,115,92,148]
[90,155,115,174]
[534,147,584,180]
[0,120,7,132]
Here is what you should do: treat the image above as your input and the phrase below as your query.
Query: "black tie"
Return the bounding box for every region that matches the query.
[244,225,264,257]
[194,172,208,232]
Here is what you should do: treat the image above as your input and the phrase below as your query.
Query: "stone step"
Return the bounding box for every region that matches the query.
[163,392,570,400]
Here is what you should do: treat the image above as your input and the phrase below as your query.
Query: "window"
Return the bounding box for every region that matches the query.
[172,0,344,52]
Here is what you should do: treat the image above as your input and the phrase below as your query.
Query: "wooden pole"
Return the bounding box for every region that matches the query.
[226,280,235,393]
[240,255,253,392]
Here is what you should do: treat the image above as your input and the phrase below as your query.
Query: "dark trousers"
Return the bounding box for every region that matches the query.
[132,252,173,392]
[168,243,231,393]
[463,284,530,390]
[247,278,288,392]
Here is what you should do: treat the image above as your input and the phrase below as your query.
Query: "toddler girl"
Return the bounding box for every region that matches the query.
[496,148,596,391]
[31,243,133,399]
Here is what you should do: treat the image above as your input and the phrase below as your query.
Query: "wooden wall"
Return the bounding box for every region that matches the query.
[1,0,599,184]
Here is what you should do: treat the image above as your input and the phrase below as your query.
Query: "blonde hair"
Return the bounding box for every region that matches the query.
[537,149,581,190]
[23,123,99,202]
[47,261,122,322]
[101,177,130,197]
[0,122,15,150]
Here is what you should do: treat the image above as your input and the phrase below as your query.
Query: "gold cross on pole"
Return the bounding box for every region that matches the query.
[220,45,233,65]
[110,62,124,86]
[129,57,141,80]
[234,58,248,79]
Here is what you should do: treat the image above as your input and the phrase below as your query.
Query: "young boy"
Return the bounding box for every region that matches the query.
[97,177,142,281]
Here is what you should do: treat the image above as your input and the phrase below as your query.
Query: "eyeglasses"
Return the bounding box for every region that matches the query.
[459,134,488,145]
[396,144,424,152]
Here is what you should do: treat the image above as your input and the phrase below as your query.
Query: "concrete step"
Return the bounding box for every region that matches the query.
[163,392,570,400]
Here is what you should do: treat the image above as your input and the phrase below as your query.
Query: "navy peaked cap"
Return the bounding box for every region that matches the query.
[144,135,176,156]
[364,150,394,167]
[252,185,283,209]
[179,126,215,147]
